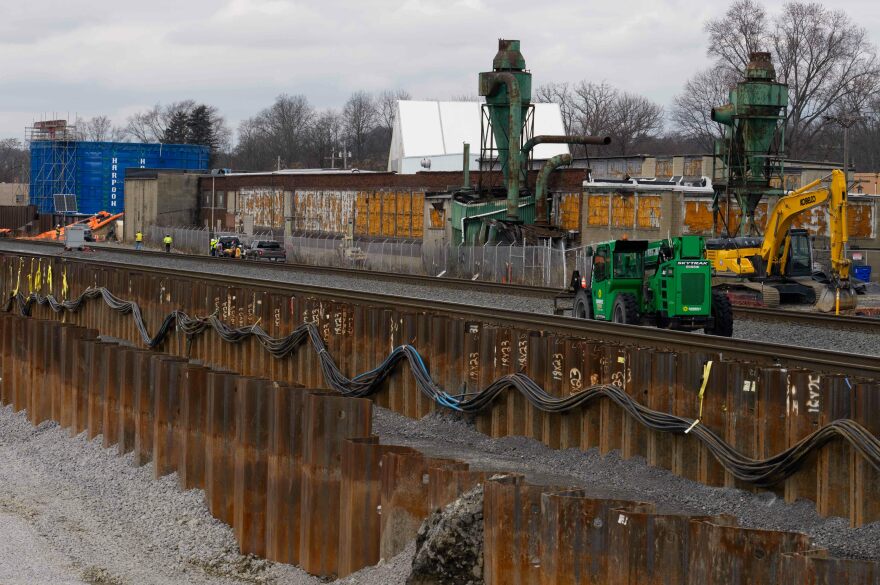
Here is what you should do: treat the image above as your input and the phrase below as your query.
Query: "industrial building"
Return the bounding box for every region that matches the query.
[388,100,568,173]
[27,119,209,215]
[182,156,878,248]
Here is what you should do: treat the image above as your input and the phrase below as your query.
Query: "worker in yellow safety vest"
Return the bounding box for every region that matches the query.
[163,234,172,253]
[135,230,143,251]
[209,237,218,256]
[55,225,61,240]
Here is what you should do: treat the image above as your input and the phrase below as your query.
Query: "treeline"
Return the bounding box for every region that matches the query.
[2,0,879,180]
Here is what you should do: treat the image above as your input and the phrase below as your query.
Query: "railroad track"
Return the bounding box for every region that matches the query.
[3,246,878,379]
[6,238,880,334]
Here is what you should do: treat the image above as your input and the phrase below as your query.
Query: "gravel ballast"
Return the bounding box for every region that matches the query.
[1,241,876,357]
[0,404,417,584]
[373,407,880,561]
[0,375,876,581]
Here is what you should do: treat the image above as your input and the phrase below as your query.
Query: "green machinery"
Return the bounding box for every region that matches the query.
[474,39,609,230]
[712,52,789,237]
[569,235,733,336]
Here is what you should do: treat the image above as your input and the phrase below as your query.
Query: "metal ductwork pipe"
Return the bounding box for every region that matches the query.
[462,142,471,190]
[480,72,523,222]
[534,153,573,225]
[520,135,611,160]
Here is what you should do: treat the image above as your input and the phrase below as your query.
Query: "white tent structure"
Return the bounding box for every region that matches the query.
[387,100,570,174]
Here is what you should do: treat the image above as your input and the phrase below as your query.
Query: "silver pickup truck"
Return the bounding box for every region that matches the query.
[245,239,286,262]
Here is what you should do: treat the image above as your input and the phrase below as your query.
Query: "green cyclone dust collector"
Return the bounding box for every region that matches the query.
[478,39,533,222]
[712,52,789,236]
[476,40,609,228]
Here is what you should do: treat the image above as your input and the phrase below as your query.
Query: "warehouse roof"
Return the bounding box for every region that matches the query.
[388,100,569,174]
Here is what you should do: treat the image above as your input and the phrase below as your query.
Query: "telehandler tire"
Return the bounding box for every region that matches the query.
[706,290,734,337]
[573,289,593,320]
[612,293,640,325]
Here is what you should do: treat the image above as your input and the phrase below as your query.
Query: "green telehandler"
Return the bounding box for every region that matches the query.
[568,235,733,337]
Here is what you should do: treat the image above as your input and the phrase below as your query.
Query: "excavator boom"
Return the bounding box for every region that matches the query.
[708,169,855,311]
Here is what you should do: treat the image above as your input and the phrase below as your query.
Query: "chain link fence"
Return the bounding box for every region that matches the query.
[144,226,596,288]
[283,232,423,274]
[147,225,211,253]
[427,242,589,288]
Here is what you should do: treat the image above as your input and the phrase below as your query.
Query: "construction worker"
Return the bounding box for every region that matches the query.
[163,233,172,253]
[209,237,218,256]
[135,230,144,251]
[234,244,242,259]
[55,224,61,240]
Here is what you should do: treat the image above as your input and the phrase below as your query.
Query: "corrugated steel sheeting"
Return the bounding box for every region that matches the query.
[585,192,662,230]
[0,205,37,231]
[293,190,356,234]
[239,188,285,228]
[284,189,424,238]
[584,190,875,240]
[552,192,581,231]
[683,198,875,239]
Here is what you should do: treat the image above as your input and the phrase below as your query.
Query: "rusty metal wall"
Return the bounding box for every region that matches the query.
[1,313,878,582]
[238,187,285,228]
[684,197,876,240]
[0,205,36,232]
[2,252,878,533]
[581,189,876,245]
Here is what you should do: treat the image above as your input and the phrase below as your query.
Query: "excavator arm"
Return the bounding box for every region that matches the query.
[763,169,850,282]
[708,169,855,312]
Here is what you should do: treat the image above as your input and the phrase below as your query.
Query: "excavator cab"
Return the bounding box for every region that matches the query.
[785,229,813,277]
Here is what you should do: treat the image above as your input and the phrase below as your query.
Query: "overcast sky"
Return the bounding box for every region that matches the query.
[2,0,878,142]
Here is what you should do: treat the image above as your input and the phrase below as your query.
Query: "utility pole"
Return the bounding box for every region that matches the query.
[824,114,862,188]
[210,173,216,238]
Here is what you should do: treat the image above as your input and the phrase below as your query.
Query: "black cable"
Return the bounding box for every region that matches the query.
[5,287,879,487]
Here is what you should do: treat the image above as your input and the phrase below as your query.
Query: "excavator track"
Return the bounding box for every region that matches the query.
[713,280,781,308]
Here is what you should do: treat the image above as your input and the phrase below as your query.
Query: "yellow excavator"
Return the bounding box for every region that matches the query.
[706,169,857,312]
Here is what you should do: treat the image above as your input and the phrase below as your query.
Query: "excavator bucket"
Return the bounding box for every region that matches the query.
[815,285,858,313]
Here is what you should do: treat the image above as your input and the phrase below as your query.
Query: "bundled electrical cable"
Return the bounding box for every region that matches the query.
[5,286,880,487]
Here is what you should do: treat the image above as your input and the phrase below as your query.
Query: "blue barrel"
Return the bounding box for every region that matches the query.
[853,265,872,282]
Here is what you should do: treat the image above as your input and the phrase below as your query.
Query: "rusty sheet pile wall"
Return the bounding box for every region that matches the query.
[1,313,878,582]
[1,252,878,534]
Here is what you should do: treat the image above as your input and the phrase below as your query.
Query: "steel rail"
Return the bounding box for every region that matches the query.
[732,305,879,331]
[4,248,878,378]
[9,239,880,332]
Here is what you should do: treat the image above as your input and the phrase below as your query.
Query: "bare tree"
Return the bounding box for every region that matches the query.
[571,81,619,137]
[681,1,880,160]
[772,2,880,157]
[377,89,411,133]
[342,91,378,164]
[0,138,28,183]
[610,93,665,155]
[448,94,483,102]
[77,115,127,142]
[124,106,160,142]
[705,0,769,75]
[124,101,196,143]
[308,109,343,168]
[535,82,577,135]
[671,67,738,150]
[233,94,314,170]
[124,100,231,162]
